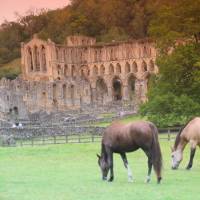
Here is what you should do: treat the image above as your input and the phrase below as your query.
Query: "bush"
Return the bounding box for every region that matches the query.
[140,93,200,127]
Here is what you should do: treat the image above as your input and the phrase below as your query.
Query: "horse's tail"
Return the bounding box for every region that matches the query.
[150,123,163,181]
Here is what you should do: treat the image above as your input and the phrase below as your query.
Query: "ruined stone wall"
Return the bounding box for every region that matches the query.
[0,35,158,120]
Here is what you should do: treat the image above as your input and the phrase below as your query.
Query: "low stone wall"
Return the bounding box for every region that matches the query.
[0,126,106,139]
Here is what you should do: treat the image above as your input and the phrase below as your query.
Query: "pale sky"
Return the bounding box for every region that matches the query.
[0,0,70,24]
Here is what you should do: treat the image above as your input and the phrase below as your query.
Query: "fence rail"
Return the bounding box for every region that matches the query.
[0,126,181,147]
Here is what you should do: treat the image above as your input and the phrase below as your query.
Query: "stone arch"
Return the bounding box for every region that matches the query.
[109,64,114,75]
[94,50,98,62]
[27,47,33,72]
[116,63,121,74]
[100,65,105,76]
[57,65,62,77]
[112,77,122,101]
[141,61,147,72]
[69,85,75,105]
[93,65,98,76]
[41,45,47,72]
[132,61,138,73]
[64,65,68,77]
[63,84,67,101]
[53,84,58,103]
[13,106,19,115]
[128,75,135,101]
[125,62,131,73]
[34,46,40,71]
[96,78,108,104]
[71,65,76,78]
[149,60,155,72]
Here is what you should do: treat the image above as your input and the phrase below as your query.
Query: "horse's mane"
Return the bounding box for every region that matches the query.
[174,117,194,149]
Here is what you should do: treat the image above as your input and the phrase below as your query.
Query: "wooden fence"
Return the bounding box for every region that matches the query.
[0,126,181,147]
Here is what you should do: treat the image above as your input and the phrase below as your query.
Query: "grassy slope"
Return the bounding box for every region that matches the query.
[0,140,199,200]
[0,58,21,79]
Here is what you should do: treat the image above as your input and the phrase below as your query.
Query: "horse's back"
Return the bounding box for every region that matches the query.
[102,120,156,152]
[182,117,200,142]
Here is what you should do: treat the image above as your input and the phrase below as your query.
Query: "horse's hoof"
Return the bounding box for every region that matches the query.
[157,177,162,184]
[186,166,192,170]
[108,177,114,182]
[145,176,151,183]
[128,179,134,183]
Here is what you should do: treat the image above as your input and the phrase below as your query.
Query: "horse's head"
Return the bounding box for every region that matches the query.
[171,148,183,169]
[97,154,109,180]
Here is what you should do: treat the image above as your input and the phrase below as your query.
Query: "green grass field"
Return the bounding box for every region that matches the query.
[0,139,200,200]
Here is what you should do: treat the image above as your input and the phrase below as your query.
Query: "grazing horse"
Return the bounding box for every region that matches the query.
[97,121,162,183]
[171,117,200,170]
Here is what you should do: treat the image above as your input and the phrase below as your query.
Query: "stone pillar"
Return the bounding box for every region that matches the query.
[123,85,129,101]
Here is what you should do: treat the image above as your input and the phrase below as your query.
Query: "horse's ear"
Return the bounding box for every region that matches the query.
[96,154,101,159]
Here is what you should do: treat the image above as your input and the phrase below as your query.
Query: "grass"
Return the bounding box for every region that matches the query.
[0,139,200,200]
[0,58,21,79]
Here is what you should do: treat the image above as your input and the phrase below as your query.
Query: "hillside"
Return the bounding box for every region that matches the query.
[0,58,21,79]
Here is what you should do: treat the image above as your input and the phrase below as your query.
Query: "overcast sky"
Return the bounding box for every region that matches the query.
[0,0,70,24]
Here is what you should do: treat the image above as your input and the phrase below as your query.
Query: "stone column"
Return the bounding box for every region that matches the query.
[123,85,129,101]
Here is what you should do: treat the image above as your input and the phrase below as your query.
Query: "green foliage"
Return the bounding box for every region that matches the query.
[140,93,200,127]
[149,0,200,49]
[0,58,21,79]
[140,43,200,127]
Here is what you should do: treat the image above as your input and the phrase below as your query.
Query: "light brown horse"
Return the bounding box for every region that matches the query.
[97,121,162,183]
[172,117,200,170]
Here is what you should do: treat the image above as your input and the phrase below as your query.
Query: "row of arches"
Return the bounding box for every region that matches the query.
[55,60,155,80]
[92,60,155,77]
[95,75,136,103]
[52,84,75,106]
[27,45,47,72]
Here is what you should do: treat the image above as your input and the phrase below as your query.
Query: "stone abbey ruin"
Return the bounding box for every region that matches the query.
[0,35,157,123]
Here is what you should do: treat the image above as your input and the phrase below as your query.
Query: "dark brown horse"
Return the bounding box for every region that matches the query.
[171,117,200,170]
[97,121,162,183]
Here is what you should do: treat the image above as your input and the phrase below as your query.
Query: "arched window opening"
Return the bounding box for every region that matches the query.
[125,62,131,73]
[128,75,135,101]
[93,65,98,76]
[27,47,33,72]
[34,46,40,71]
[100,65,105,76]
[70,85,75,106]
[41,45,47,72]
[132,62,138,73]
[113,77,122,101]
[141,61,147,72]
[109,64,114,75]
[64,65,68,77]
[71,65,76,78]
[96,78,108,105]
[116,64,121,74]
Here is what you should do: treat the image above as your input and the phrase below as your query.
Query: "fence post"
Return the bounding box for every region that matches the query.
[31,137,34,146]
[168,129,171,141]
[65,134,68,143]
[54,135,56,144]
[78,134,81,143]
[91,132,94,143]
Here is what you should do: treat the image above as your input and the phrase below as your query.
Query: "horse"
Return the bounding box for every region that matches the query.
[97,121,163,183]
[171,117,200,170]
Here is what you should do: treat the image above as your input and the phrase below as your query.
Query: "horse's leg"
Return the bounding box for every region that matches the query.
[186,147,196,170]
[120,153,133,182]
[144,150,152,183]
[107,149,114,182]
